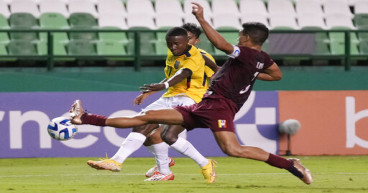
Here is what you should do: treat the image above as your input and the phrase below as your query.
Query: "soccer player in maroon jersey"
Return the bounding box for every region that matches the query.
[69,2,312,185]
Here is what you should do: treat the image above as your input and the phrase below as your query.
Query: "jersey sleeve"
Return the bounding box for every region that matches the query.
[200,51,215,78]
[262,52,275,69]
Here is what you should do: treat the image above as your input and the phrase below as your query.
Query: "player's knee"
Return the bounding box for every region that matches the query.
[161,132,177,145]
[150,131,164,144]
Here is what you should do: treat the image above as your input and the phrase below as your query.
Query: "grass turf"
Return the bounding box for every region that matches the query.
[0,156,367,193]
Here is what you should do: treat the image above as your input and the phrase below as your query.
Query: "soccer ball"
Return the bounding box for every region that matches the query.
[47,117,78,141]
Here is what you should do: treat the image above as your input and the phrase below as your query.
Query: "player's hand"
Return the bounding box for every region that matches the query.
[191,2,204,20]
[133,93,150,105]
[140,83,165,93]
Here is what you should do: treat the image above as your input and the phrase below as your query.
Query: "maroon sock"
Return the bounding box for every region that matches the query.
[265,154,293,170]
[81,113,107,126]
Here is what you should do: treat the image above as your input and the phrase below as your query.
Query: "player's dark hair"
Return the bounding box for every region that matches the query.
[166,27,188,38]
[181,23,202,38]
[241,22,269,45]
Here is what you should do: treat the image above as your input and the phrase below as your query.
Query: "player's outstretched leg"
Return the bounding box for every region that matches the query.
[69,100,108,126]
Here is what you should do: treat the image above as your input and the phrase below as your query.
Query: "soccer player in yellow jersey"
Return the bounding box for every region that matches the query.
[142,23,216,179]
[86,26,217,182]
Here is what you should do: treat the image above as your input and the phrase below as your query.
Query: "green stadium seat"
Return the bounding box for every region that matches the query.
[99,27,128,42]
[39,13,69,41]
[37,40,68,56]
[0,14,9,43]
[0,43,7,55]
[359,40,368,54]
[196,35,214,55]
[98,27,130,57]
[155,31,167,55]
[315,42,330,55]
[39,13,69,29]
[68,13,98,40]
[8,13,38,41]
[358,32,368,41]
[127,27,156,55]
[97,41,126,55]
[67,40,96,55]
[354,14,368,29]
[38,13,69,57]
[7,40,37,55]
[314,31,330,55]
[329,32,359,55]
[354,14,368,41]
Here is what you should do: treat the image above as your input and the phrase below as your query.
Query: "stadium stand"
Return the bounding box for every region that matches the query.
[295,0,324,17]
[126,0,155,17]
[323,0,354,19]
[68,0,98,18]
[0,0,367,67]
[155,0,184,18]
[39,0,69,18]
[0,0,10,18]
[97,0,127,18]
[156,13,183,29]
[268,0,297,18]
[183,0,212,26]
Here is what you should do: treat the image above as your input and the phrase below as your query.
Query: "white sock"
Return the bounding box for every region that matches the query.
[146,142,171,175]
[111,132,146,163]
[170,137,209,167]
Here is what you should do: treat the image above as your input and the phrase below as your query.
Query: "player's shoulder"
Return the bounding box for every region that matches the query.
[187,45,201,57]
[197,48,215,62]
[237,45,270,57]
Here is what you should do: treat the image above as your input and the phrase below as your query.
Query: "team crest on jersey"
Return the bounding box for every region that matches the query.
[218,120,227,128]
[174,61,180,69]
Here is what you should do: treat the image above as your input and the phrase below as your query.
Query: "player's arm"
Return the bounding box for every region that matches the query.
[202,54,219,72]
[257,63,282,81]
[192,2,234,55]
[134,78,168,105]
[140,69,191,93]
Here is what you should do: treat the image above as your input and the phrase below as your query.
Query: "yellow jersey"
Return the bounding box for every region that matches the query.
[162,45,213,103]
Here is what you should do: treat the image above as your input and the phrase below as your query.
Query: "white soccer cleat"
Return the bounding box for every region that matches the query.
[144,171,174,181]
[288,158,313,185]
[87,158,122,172]
[145,157,175,178]
[69,100,84,125]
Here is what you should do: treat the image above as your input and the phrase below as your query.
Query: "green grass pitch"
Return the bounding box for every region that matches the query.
[1,156,367,193]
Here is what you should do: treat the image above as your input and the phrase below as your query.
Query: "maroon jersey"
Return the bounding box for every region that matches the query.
[208,46,274,111]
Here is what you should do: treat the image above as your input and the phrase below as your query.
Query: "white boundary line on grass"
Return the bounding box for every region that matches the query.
[1,172,368,178]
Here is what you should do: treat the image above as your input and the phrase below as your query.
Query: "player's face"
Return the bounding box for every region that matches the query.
[166,35,189,56]
[187,31,199,46]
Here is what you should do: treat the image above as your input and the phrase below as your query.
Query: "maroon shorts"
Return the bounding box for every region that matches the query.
[174,94,238,132]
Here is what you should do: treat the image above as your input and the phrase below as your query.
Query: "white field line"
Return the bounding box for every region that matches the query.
[0,172,367,178]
